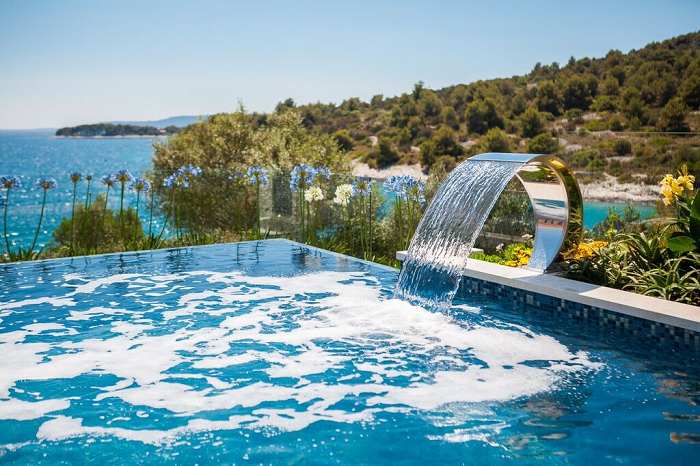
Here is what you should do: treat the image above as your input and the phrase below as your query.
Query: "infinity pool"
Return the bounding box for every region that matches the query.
[0,239,698,464]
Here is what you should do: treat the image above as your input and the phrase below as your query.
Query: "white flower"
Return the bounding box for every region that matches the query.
[521,234,533,241]
[333,184,353,206]
[496,243,504,251]
[305,186,324,202]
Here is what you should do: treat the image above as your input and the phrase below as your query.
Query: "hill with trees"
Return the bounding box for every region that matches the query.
[55,123,182,137]
[279,31,700,183]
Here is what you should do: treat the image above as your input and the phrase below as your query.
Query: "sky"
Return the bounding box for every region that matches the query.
[1,0,699,129]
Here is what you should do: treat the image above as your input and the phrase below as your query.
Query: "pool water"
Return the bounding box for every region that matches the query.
[0,240,698,464]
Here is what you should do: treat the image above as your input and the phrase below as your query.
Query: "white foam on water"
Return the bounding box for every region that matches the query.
[0,399,70,421]
[0,268,601,446]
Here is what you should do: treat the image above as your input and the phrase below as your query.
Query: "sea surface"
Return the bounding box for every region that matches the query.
[0,130,158,249]
[0,130,657,251]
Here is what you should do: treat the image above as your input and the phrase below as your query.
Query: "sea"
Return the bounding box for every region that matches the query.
[0,130,657,251]
[0,130,157,250]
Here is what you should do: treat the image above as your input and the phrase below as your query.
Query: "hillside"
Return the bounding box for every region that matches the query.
[55,123,182,137]
[106,116,203,128]
[281,31,700,186]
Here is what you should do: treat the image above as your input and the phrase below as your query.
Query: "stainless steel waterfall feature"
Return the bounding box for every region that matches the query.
[470,153,583,272]
[393,152,583,311]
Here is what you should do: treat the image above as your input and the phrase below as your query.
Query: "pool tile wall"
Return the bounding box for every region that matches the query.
[458,276,700,354]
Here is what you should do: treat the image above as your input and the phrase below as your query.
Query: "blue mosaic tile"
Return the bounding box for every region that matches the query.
[458,276,700,353]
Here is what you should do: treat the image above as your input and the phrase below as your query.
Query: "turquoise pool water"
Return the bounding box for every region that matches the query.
[0,240,698,464]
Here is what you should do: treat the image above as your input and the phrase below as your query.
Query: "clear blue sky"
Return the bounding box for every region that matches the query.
[1,0,699,129]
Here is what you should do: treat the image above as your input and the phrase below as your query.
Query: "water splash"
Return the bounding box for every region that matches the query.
[394,160,525,311]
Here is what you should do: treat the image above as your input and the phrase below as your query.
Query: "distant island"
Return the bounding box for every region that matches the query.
[55,123,183,138]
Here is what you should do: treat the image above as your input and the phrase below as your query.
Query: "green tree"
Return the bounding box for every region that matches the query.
[519,107,546,137]
[527,133,559,154]
[333,130,354,152]
[375,137,400,168]
[441,106,460,129]
[561,75,592,110]
[536,81,562,115]
[482,128,512,153]
[657,98,690,132]
[418,89,443,119]
[421,126,463,167]
[465,98,503,134]
[679,71,700,109]
[613,139,632,156]
[600,75,620,95]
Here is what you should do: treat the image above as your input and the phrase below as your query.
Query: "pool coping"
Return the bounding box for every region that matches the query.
[396,250,700,333]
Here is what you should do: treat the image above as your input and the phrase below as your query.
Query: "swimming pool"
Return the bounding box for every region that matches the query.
[0,239,698,464]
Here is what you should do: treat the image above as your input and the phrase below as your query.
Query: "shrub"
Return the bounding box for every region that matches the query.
[613,139,632,156]
[527,133,559,154]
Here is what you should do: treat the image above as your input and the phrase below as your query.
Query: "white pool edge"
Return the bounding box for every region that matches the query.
[396,250,700,333]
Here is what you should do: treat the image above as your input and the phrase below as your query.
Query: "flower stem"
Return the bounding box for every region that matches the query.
[95,187,110,252]
[70,182,77,255]
[148,189,154,237]
[133,190,141,244]
[256,182,261,239]
[3,189,11,255]
[30,189,48,254]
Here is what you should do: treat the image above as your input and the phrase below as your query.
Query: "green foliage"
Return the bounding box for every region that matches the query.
[591,205,643,238]
[567,232,700,305]
[613,139,632,156]
[421,126,463,166]
[519,107,546,137]
[657,98,690,132]
[481,128,511,153]
[465,98,503,134]
[527,133,559,154]
[536,81,562,115]
[561,75,593,110]
[332,130,354,151]
[51,195,145,254]
[152,109,349,231]
[375,137,400,168]
[55,124,181,137]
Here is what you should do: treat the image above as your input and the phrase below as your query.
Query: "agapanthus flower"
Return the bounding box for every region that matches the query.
[333,184,354,206]
[112,169,134,184]
[35,177,58,190]
[1,175,21,190]
[228,172,244,182]
[404,177,426,206]
[69,172,83,183]
[314,166,332,180]
[305,186,324,202]
[179,165,202,178]
[101,174,116,188]
[164,172,189,189]
[246,166,269,186]
[383,175,409,197]
[130,178,151,193]
[290,164,316,192]
[352,177,373,197]
[85,174,93,181]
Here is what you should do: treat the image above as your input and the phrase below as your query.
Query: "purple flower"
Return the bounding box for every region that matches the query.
[101,174,116,188]
[35,177,58,190]
[352,177,372,197]
[69,172,83,183]
[246,166,269,186]
[130,178,151,193]
[112,169,134,184]
[1,175,21,190]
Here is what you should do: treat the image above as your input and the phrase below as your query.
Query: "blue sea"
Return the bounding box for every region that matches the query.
[0,130,657,251]
[0,130,158,249]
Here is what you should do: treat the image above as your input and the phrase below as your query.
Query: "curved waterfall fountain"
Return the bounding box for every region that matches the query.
[394,152,583,311]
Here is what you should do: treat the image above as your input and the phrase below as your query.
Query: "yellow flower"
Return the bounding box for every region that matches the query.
[660,165,695,205]
[504,260,518,267]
